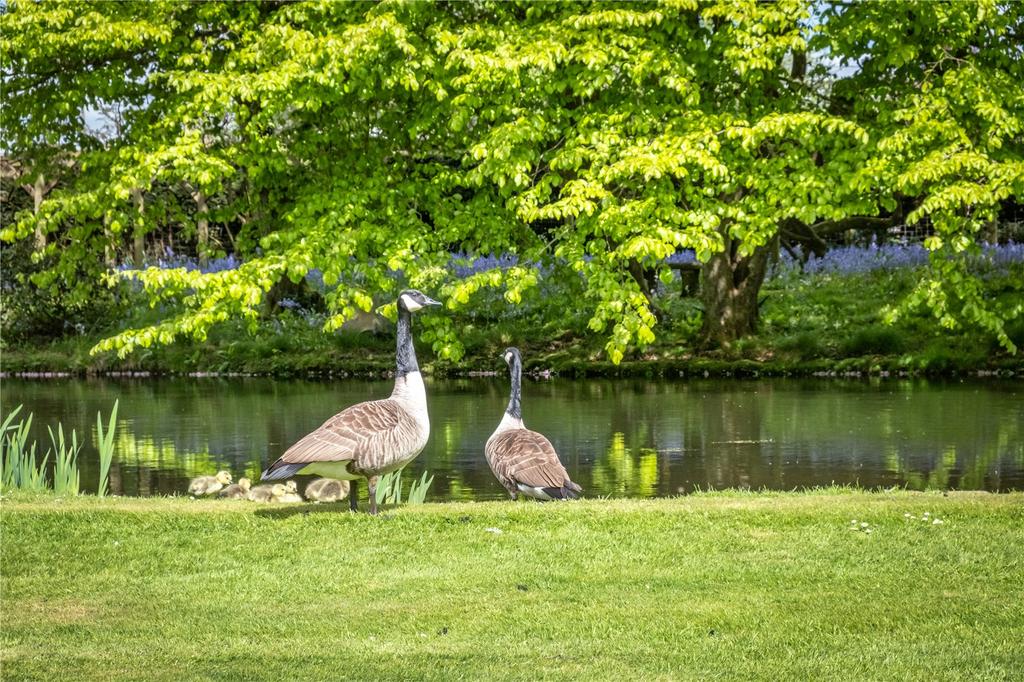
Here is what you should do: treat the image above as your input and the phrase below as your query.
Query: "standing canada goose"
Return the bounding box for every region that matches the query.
[485,348,582,501]
[305,478,350,503]
[188,470,232,496]
[271,483,304,503]
[261,289,442,514]
[218,477,252,499]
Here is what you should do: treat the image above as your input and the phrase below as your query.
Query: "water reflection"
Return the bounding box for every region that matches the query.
[591,433,659,497]
[3,377,1022,498]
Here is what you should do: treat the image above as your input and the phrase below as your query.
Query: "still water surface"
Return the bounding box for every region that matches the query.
[3,377,1022,498]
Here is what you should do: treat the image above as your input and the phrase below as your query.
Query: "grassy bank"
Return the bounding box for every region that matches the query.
[6,334,1023,378]
[4,265,1023,378]
[4,317,1023,380]
[2,490,1022,680]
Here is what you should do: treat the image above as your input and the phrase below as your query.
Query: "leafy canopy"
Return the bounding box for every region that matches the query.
[2,0,1021,359]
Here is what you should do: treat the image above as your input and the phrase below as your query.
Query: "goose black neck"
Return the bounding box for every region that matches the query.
[396,308,419,378]
[505,355,522,420]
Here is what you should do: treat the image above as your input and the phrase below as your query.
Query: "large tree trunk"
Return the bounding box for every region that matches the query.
[700,233,772,348]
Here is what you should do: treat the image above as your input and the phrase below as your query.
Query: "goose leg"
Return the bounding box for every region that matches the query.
[349,479,359,512]
[367,475,380,515]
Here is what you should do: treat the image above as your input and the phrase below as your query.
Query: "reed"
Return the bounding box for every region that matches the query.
[1,408,49,492]
[48,423,81,496]
[375,468,403,506]
[95,400,119,497]
[375,468,433,506]
[406,470,434,505]
[1,404,24,435]
[0,404,24,488]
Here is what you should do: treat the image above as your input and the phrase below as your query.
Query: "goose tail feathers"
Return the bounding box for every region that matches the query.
[541,483,582,500]
[261,462,305,481]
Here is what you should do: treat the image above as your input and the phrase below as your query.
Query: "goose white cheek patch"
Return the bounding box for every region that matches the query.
[400,294,422,312]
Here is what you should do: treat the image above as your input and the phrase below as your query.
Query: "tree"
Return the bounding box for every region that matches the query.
[820,0,1024,350]
[437,0,878,354]
[2,1,1021,360]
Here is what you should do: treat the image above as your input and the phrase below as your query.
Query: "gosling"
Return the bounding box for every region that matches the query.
[188,470,232,496]
[246,484,277,502]
[305,478,350,503]
[271,482,304,503]
[218,477,252,499]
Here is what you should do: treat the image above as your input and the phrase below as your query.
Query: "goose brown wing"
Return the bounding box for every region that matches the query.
[490,429,570,488]
[279,399,403,464]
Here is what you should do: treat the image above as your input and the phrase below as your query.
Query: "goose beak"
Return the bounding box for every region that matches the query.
[423,296,442,307]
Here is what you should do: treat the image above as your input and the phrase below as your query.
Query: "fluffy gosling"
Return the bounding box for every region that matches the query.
[188,470,232,496]
[218,477,252,499]
[305,478,350,503]
[246,484,277,502]
[271,482,303,503]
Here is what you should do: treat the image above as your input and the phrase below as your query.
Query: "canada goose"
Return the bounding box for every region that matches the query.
[218,477,252,499]
[305,478,350,503]
[261,289,442,514]
[246,484,276,502]
[270,483,304,503]
[485,348,582,501]
[188,470,232,496]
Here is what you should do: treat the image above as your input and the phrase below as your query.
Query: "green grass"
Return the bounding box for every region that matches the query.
[2,490,1022,680]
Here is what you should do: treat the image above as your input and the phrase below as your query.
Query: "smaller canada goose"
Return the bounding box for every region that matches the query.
[218,477,252,499]
[485,348,582,501]
[188,470,232,496]
[271,483,304,503]
[246,484,277,502]
[305,478,350,503]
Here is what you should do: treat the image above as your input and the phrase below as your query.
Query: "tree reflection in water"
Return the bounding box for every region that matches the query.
[4,377,1021,498]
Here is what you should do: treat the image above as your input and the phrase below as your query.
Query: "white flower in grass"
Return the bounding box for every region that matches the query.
[865,529,873,534]
[933,519,944,525]
[850,519,858,525]
[923,512,931,517]
[860,522,869,528]
[904,513,912,518]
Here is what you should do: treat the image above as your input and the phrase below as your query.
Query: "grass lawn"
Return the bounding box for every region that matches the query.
[2,490,1022,680]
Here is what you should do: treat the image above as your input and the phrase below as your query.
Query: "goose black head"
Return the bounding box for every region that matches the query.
[501,347,522,366]
[397,289,442,313]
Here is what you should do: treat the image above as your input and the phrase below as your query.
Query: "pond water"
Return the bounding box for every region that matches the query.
[3,377,1022,499]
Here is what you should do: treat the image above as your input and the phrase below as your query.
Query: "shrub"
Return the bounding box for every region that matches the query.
[778,331,825,359]
[841,325,908,356]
